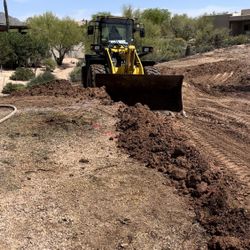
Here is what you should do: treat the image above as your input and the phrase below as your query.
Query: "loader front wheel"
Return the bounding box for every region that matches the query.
[86,64,106,87]
[144,66,161,75]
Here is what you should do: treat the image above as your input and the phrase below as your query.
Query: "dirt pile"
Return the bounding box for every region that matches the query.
[11,79,111,103]
[213,83,250,93]
[159,60,250,94]
[117,104,250,249]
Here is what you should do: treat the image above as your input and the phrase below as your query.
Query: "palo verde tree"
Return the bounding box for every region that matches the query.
[28,12,82,65]
[170,14,196,41]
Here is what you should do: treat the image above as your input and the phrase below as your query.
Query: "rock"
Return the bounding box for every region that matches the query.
[196,182,208,194]
[171,147,186,158]
[79,158,89,164]
[170,167,187,180]
[118,242,129,249]
[117,218,131,225]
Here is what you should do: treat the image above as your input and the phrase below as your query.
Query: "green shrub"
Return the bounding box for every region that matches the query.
[2,83,26,94]
[10,67,35,81]
[0,32,49,69]
[27,71,56,88]
[70,66,81,82]
[226,35,250,46]
[196,44,214,53]
[42,58,57,72]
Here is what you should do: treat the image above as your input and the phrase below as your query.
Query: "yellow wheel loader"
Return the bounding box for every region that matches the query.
[82,16,183,111]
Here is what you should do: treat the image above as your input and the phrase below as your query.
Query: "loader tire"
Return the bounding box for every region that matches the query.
[86,64,106,87]
[144,66,161,75]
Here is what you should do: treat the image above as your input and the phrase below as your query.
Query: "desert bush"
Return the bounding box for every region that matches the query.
[226,35,250,46]
[10,67,35,81]
[42,58,57,72]
[2,82,26,94]
[0,32,49,69]
[70,66,81,82]
[27,71,55,88]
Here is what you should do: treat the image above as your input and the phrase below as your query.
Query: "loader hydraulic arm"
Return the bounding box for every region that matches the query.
[105,45,144,75]
[125,45,138,74]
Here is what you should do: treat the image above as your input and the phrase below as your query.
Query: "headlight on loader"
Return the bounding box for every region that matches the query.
[142,46,153,53]
[91,44,101,52]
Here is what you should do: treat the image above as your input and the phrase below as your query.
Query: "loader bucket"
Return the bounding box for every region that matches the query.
[95,74,184,111]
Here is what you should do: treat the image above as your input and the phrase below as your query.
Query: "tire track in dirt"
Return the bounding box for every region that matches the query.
[180,121,250,203]
[189,114,250,145]
[189,106,245,124]
[204,107,250,128]
[198,98,250,119]
[185,97,250,127]
[194,124,249,174]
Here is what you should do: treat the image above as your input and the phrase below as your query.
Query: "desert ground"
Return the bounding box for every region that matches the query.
[0,45,249,249]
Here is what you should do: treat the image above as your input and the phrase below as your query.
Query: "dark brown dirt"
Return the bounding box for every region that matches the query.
[213,84,250,93]
[11,79,112,104]
[117,104,250,250]
[159,60,250,95]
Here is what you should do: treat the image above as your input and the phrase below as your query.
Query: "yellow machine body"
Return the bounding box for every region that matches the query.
[105,45,144,75]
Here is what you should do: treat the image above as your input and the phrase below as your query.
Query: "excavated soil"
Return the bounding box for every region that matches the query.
[158,60,250,95]
[11,79,111,104]
[117,104,250,249]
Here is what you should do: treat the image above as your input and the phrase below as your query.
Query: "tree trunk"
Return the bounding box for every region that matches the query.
[51,49,66,66]
[56,56,64,66]
[3,0,9,32]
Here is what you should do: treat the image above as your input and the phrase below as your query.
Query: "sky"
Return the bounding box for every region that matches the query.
[3,0,250,21]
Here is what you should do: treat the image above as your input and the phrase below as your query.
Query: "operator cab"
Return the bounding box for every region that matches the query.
[87,16,144,47]
[100,18,133,45]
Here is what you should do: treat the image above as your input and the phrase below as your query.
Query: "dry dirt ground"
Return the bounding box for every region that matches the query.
[0,96,207,249]
[0,44,249,249]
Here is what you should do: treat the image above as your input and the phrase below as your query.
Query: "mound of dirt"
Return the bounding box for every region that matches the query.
[213,84,250,93]
[117,104,250,249]
[159,60,250,94]
[11,79,112,103]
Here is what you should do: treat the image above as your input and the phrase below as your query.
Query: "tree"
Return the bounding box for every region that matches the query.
[91,12,111,20]
[0,32,49,68]
[141,8,171,25]
[122,5,141,19]
[170,14,196,41]
[28,12,83,65]
[122,5,134,19]
[3,0,9,32]
[0,33,13,66]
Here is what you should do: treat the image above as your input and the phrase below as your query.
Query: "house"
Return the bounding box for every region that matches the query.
[0,12,27,32]
[211,9,250,36]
